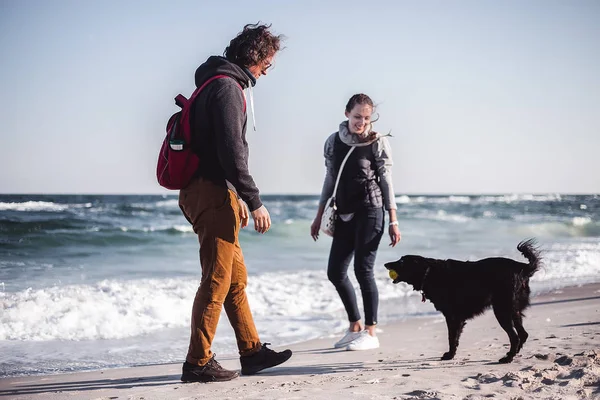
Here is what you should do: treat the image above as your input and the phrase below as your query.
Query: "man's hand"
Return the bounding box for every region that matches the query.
[238,199,249,228]
[251,205,271,234]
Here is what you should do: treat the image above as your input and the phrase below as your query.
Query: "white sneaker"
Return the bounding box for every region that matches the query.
[346,332,380,351]
[333,330,363,349]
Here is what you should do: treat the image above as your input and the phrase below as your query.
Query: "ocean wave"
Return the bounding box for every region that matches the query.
[1,217,193,242]
[477,194,563,203]
[410,210,473,223]
[0,199,181,216]
[0,279,191,341]
[0,201,92,212]
[0,218,89,233]
[0,230,164,250]
[0,269,411,342]
[153,199,179,208]
[514,220,600,238]
[532,242,600,284]
[395,194,566,206]
[396,195,411,204]
[126,199,179,211]
[572,216,592,226]
[119,225,193,234]
[406,196,472,204]
[3,242,598,343]
[265,199,320,220]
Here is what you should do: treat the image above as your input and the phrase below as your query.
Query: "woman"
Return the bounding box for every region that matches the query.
[311,93,401,350]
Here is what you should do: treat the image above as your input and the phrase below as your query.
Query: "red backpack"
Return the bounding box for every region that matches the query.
[156,75,245,190]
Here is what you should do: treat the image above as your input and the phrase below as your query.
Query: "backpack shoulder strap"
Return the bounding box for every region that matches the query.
[179,75,246,112]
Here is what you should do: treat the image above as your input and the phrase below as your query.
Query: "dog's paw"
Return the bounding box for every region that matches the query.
[499,355,514,364]
[441,352,455,360]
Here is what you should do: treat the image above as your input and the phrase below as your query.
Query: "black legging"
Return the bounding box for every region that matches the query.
[327,207,384,326]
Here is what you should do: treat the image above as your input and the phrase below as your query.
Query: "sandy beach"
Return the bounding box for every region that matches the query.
[1,283,598,400]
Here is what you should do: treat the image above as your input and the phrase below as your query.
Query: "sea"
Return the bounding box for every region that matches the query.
[1,193,599,377]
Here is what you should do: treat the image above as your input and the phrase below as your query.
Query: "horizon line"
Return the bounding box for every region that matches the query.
[0,192,598,196]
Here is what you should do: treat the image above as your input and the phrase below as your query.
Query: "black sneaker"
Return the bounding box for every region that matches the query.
[181,355,239,383]
[240,343,293,375]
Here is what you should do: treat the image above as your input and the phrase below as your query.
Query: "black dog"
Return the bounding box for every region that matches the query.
[385,239,541,363]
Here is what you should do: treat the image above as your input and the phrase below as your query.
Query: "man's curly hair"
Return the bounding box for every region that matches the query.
[224,23,284,68]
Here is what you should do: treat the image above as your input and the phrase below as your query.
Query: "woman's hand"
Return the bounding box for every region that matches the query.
[389,224,401,247]
[310,218,321,241]
[387,210,401,247]
[366,130,378,142]
[311,204,326,242]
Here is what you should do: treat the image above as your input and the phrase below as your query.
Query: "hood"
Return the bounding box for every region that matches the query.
[194,56,258,131]
[194,56,255,89]
[338,121,374,146]
[338,121,393,147]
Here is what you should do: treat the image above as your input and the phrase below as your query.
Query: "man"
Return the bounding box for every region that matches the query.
[178,23,291,383]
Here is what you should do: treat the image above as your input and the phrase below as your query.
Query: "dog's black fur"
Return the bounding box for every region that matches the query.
[385,239,541,363]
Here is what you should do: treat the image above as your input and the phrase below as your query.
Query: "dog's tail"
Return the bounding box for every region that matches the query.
[517,238,541,278]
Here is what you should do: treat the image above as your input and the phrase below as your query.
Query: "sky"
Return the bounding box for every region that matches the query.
[0,0,598,195]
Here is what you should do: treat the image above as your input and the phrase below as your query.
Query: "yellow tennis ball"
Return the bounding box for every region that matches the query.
[389,269,398,280]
